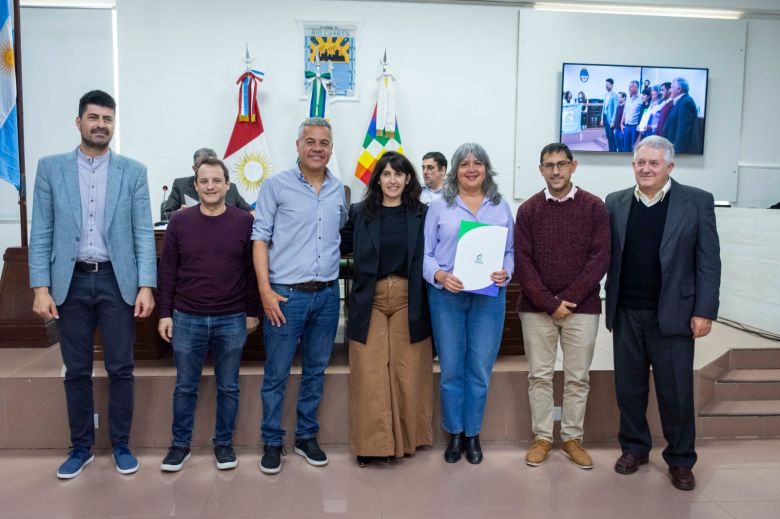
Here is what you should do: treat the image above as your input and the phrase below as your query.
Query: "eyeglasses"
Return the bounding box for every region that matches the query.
[540,160,572,173]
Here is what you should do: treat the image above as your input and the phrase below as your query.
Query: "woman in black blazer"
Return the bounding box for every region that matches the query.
[340,151,433,467]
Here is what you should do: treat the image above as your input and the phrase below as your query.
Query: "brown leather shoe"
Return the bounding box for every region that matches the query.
[562,439,593,469]
[669,466,696,490]
[614,453,649,474]
[525,439,553,467]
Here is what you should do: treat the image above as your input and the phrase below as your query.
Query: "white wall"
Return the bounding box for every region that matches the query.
[115,0,519,215]
[717,208,780,335]
[736,19,780,209]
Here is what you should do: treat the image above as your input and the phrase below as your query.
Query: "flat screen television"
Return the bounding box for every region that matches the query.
[560,63,708,155]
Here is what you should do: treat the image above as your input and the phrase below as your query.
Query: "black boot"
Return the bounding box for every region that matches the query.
[464,434,483,464]
[444,432,464,463]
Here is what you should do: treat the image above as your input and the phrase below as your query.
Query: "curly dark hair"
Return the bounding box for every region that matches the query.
[362,151,423,219]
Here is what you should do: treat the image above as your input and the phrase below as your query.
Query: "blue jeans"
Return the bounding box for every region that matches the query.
[261,282,340,445]
[614,128,626,152]
[427,285,506,437]
[171,310,247,447]
[623,124,638,151]
[57,267,135,450]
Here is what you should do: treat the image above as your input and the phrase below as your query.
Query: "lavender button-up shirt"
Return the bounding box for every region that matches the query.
[423,195,515,289]
[76,148,110,262]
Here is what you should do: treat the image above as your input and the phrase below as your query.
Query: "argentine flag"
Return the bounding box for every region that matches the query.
[0,0,19,190]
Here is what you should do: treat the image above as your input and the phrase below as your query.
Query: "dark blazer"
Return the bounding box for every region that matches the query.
[163,175,252,218]
[662,94,700,154]
[604,178,721,337]
[340,201,431,344]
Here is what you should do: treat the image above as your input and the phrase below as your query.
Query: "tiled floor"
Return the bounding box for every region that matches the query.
[1,440,780,518]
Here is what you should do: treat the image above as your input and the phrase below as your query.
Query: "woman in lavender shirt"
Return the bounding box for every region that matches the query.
[423,143,514,465]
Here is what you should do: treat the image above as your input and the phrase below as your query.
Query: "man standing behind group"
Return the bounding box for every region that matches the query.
[602,79,618,152]
[252,117,347,475]
[605,136,720,491]
[420,151,447,205]
[157,157,259,473]
[162,147,253,220]
[29,90,156,479]
[515,143,610,469]
[622,81,643,152]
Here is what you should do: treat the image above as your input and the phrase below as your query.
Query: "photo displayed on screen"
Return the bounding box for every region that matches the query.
[560,63,708,155]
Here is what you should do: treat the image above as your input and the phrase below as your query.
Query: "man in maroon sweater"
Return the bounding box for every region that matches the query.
[515,143,610,469]
[654,82,674,137]
[157,157,259,473]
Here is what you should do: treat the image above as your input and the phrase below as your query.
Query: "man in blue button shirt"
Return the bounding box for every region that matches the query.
[252,117,347,474]
[622,81,643,152]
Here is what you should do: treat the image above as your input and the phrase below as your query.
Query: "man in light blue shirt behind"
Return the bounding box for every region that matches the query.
[622,80,643,152]
[252,117,347,475]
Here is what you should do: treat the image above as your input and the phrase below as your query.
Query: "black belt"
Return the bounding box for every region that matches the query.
[74,261,113,273]
[286,280,335,292]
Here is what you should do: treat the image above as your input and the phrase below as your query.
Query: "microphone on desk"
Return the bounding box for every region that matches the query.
[155,185,170,226]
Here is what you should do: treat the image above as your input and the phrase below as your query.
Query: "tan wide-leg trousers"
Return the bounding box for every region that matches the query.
[349,276,433,457]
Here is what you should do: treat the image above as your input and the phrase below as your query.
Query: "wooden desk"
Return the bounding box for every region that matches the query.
[501,280,525,355]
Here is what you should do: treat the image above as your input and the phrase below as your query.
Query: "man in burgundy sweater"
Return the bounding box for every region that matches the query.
[654,82,673,137]
[157,157,259,473]
[515,143,610,469]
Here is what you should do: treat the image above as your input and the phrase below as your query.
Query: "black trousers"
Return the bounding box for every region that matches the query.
[57,267,136,450]
[613,307,697,468]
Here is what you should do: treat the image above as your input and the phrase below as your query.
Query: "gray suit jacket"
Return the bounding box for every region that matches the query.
[604,178,721,336]
[29,148,157,305]
[162,175,252,219]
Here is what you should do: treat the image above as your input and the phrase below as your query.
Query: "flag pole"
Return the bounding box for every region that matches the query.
[13,0,27,246]
[243,42,253,72]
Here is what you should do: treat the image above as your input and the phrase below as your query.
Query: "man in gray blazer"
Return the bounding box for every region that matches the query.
[29,90,157,479]
[604,135,720,491]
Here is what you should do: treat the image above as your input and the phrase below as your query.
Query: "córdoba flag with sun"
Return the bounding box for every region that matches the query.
[223,69,272,207]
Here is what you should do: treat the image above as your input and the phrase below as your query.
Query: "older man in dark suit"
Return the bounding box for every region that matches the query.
[661,78,701,154]
[605,135,720,491]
